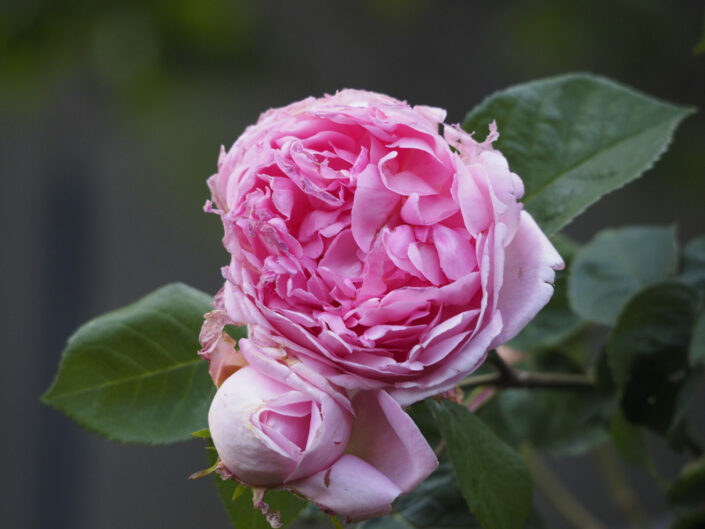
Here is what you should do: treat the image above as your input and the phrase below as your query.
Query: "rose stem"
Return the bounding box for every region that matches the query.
[521,443,607,529]
[458,349,595,390]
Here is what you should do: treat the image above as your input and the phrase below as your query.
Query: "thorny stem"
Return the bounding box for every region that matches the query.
[458,349,595,390]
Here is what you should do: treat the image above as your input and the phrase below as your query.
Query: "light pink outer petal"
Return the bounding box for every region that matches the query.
[346,390,438,492]
[489,210,564,348]
[288,454,401,521]
[208,367,297,487]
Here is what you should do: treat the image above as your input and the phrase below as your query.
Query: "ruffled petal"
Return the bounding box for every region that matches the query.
[489,211,564,347]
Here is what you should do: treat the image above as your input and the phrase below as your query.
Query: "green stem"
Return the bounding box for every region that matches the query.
[594,445,649,529]
[522,444,607,529]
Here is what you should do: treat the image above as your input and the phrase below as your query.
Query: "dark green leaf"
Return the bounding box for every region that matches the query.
[669,455,705,529]
[681,235,705,292]
[206,443,306,529]
[463,74,692,236]
[224,324,248,342]
[357,465,547,529]
[42,283,215,444]
[668,368,704,444]
[669,455,705,510]
[690,309,705,366]
[608,282,698,387]
[357,464,481,529]
[609,408,655,472]
[429,400,532,529]
[406,401,443,450]
[569,226,678,325]
[672,510,705,529]
[479,387,612,458]
[607,282,700,436]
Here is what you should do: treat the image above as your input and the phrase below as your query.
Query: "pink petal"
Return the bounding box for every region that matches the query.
[288,455,401,521]
[489,211,564,347]
[270,177,299,219]
[346,390,438,492]
[408,242,445,286]
[351,164,401,252]
[379,146,450,196]
[318,230,363,279]
[390,311,503,405]
[432,225,477,280]
[401,193,458,225]
[453,162,491,235]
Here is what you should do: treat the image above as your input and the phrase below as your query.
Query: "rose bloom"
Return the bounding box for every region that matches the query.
[206,332,437,522]
[207,89,563,404]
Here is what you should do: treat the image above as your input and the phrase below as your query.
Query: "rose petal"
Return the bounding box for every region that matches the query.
[288,454,401,521]
[346,390,438,492]
[351,164,400,252]
[489,211,564,347]
[400,193,458,226]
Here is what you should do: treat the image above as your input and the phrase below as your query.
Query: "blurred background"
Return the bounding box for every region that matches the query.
[1,1,704,528]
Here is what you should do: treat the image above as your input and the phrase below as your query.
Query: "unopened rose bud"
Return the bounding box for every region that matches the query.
[208,338,438,521]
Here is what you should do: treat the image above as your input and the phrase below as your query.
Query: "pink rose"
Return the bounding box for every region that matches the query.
[207,89,563,404]
[208,337,438,521]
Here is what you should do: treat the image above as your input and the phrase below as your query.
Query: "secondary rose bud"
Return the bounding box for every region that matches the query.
[207,89,564,404]
[208,362,351,487]
[208,338,438,521]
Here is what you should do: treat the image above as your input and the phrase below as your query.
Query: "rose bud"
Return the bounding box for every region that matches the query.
[208,338,438,521]
[207,89,564,405]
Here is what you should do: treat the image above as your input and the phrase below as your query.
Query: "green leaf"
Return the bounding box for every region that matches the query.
[42,283,215,444]
[191,428,212,439]
[429,400,532,529]
[607,282,700,436]
[463,74,693,236]
[493,388,612,458]
[607,282,698,387]
[406,401,443,450]
[207,443,306,529]
[609,408,655,472]
[681,235,705,292]
[357,465,546,529]
[569,226,678,325]
[357,464,482,529]
[690,309,705,366]
[669,455,705,529]
[224,323,248,342]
